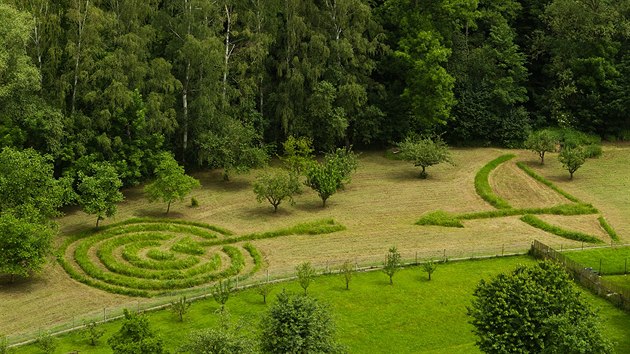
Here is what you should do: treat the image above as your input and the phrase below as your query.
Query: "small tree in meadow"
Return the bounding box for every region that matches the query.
[83,320,104,346]
[305,148,358,207]
[145,152,200,214]
[171,296,191,322]
[213,279,233,312]
[422,260,438,281]
[253,169,301,212]
[256,281,273,304]
[296,262,317,295]
[397,136,453,178]
[339,260,354,290]
[559,147,586,180]
[77,161,124,228]
[525,129,558,165]
[36,331,56,354]
[383,246,401,285]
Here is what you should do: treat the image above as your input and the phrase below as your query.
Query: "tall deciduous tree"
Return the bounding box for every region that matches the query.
[0,211,54,282]
[558,147,586,180]
[468,261,612,353]
[0,147,68,220]
[145,152,200,214]
[77,161,124,227]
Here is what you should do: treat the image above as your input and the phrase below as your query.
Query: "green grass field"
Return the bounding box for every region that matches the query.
[12,256,630,354]
[3,145,630,341]
[564,247,630,275]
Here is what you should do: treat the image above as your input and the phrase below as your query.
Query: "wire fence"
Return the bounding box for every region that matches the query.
[6,243,532,348]
[9,240,630,347]
[530,240,630,312]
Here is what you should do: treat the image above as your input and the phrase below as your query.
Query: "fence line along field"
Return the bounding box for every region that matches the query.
[1,145,629,337]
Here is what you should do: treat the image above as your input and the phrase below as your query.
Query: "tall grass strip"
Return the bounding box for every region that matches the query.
[474,155,514,209]
[516,162,581,203]
[415,211,463,228]
[520,215,602,244]
[598,216,620,241]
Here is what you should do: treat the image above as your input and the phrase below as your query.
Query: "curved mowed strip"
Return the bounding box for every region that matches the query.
[58,218,344,297]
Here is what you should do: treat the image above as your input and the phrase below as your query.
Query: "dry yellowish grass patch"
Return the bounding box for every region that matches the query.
[2,146,628,337]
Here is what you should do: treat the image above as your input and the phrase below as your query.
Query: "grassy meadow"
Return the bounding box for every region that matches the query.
[2,144,630,342]
[12,256,630,354]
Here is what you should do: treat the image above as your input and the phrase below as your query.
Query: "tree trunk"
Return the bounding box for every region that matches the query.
[182,61,190,163]
[222,5,232,104]
[96,216,101,228]
[540,151,545,165]
[166,201,171,214]
[273,204,278,212]
[71,0,90,115]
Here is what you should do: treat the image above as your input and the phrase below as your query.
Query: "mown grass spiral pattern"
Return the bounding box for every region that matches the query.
[58,217,345,297]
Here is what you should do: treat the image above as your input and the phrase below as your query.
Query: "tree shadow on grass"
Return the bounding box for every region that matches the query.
[240,205,294,219]
[384,168,427,182]
[132,208,185,219]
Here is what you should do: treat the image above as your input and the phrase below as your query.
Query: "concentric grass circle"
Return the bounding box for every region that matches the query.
[58,218,261,297]
[58,217,345,297]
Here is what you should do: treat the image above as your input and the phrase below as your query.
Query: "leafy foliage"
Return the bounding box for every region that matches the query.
[0,212,54,280]
[145,152,200,214]
[181,314,256,354]
[468,261,613,353]
[259,291,344,354]
[559,147,586,179]
[383,246,401,285]
[422,260,438,281]
[108,309,165,354]
[171,296,191,322]
[525,129,559,164]
[253,169,301,212]
[35,331,56,354]
[83,320,104,346]
[281,136,314,174]
[213,279,233,311]
[339,260,354,290]
[77,161,124,227]
[296,262,317,295]
[0,147,68,220]
[397,136,453,178]
[305,149,358,207]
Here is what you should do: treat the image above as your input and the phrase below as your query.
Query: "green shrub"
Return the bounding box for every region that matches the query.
[474,155,514,209]
[191,197,199,208]
[583,144,603,158]
[520,215,602,243]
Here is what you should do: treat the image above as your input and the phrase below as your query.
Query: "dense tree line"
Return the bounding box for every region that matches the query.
[1,0,629,183]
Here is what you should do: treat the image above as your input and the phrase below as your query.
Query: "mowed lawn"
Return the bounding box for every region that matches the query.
[12,256,630,354]
[2,145,630,337]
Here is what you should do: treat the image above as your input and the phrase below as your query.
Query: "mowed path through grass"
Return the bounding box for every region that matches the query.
[2,146,629,337]
[12,256,630,353]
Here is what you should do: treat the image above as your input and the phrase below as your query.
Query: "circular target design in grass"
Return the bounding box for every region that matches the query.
[58,218,345,297]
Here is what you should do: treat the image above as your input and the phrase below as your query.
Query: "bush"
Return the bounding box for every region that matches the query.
[190,197,199,207]
[259,291,344,353]
[108,309,165,354]
[36,331,56,354]
[582,144,602,158]
[468,261,612,353]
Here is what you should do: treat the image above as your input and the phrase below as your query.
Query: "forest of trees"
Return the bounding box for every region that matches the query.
[1,0,629,184]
